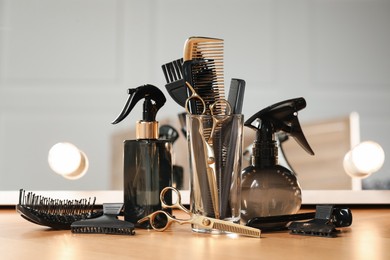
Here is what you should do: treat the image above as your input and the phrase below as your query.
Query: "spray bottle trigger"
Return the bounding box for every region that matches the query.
[245,97,315,156]
[111,84,166,125]
[290,115,315,155]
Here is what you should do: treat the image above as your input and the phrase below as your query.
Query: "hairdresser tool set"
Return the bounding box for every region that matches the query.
[17,36,352,238]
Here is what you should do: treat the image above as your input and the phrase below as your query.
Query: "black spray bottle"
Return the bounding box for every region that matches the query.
[240,97,315,229]
[112,84,172,228]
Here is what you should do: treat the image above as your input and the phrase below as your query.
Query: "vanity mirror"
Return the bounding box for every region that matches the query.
[1,0,389,205]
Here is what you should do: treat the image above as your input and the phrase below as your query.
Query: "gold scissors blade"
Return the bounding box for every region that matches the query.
[192,215,261,238]
[198,119,220,219]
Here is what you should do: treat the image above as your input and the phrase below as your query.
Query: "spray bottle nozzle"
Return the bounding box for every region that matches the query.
[112,84,166,140]
[245,97,314,156]
[112,84,166,125]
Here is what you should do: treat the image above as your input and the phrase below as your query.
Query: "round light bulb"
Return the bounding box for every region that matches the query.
[48,142,88,180]
[343,141,385,179]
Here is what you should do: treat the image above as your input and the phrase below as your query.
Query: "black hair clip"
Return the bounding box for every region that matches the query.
[288,205,352,238]
[246,205,352,236]
[71,203,135,235]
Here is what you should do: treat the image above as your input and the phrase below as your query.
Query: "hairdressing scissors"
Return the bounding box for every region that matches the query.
[184,81,232,219]
[137,187,261,238]
[184,81,232,144]
[184,81,231,117]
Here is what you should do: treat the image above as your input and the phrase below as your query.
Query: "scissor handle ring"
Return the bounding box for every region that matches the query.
[147,210,172,232]
[210,99,232,116]
[184,82,206,115]
[160,186,180,207]
[160,186,191,214]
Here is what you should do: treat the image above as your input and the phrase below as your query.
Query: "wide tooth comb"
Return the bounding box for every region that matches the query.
[183,37,226,116]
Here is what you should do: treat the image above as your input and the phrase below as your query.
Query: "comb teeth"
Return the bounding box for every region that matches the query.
[71,226,135,235]
[212,221,261,238]
[162,58,184,83]
[290,229,337,238]
[183,37,226,115]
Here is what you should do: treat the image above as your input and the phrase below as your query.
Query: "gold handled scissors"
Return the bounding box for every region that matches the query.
[184,81,232,144]
[137,187,261,238]
[183,81,233,219]
[184,81,232,117]
[208,99,232,144]
[184,81,206,115]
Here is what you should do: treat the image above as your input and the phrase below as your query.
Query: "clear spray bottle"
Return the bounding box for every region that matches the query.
[241,97,315,229]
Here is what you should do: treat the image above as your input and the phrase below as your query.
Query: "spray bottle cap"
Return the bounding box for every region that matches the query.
[245,97,315,156]
[112,84,166,139]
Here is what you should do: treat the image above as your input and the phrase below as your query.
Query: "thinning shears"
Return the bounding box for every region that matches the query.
[137,187,261,238]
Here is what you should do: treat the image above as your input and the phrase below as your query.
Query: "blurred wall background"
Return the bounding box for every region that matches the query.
[0,0,389,190]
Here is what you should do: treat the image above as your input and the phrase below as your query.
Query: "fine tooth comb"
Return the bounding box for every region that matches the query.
[182,36,226,116]
[16,189,102,230]
[71,203,135,235]
[162,58,187,107]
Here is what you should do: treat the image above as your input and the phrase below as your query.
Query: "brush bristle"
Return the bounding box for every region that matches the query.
[17,189,101,229]
[162,58,184,83]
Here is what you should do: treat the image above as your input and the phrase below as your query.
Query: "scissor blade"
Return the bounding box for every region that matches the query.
[193,216,261,238]
[211,219,261,238]
[204,142,220,219]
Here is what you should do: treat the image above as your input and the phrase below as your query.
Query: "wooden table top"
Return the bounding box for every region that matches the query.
[1,207,389,259]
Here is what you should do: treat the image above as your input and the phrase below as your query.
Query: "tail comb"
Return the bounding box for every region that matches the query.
[71,203,135,235]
